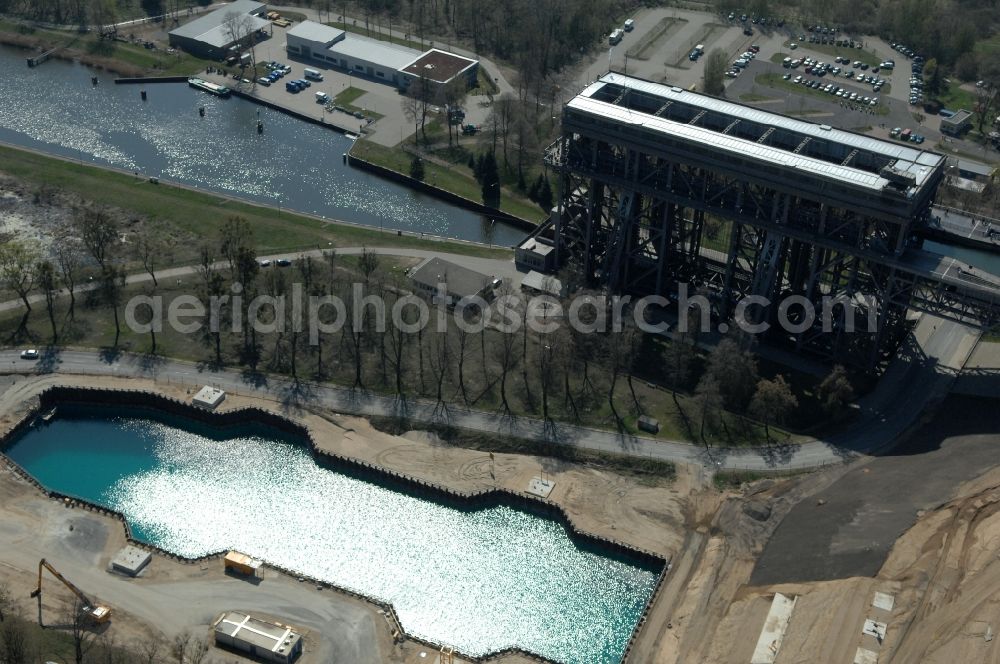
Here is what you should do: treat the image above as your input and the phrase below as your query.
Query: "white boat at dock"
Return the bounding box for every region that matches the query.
[187,77,230,98]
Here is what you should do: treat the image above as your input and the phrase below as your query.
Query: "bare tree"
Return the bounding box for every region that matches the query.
[100,266,127,348]
[53,236,84,320]
[0,241,39,331]
[134,635,163,664]
[1,616,27,664]
[222,11,259,84]
[134,227,170,287]
[0,581,11,621]
[66,599,98,664]
[219,216,253,279]
[694,374,723,441]
[185,637,209,664]
[170,631,191,663]
[74,205,118,270]
[37,259,59,343]
[197,245,226,365]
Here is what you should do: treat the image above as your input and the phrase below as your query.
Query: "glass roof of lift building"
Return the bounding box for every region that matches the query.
[568,73,946,195]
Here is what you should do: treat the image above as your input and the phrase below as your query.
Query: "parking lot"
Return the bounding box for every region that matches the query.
[201,24,430,146]
[575,11,998,159]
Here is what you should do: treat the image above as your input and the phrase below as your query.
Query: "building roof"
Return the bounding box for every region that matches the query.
[286,20,344,46]
[192,385,226,408]
[953,158,994,177]
[328,33,421,70]
[568,73,945,195]
[942,109,973,126]
[169,0,268,48]
[521,270,563,296]
[399,48,478,83]
[214,612,301,655]
[408,257,495,298]
[518,238,555,256]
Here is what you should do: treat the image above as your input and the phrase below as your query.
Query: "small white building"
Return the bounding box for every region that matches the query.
[192,386,226,410]
[111,545,152,576]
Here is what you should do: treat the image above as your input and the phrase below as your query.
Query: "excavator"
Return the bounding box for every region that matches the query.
[30,559,112,625]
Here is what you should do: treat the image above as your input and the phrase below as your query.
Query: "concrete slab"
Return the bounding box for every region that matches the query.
[110,545,152,576]
[525,477,555,499]
[854,646,879,664]
[751,592,797,664]
[863,618,887,641]
[872,591,895,612]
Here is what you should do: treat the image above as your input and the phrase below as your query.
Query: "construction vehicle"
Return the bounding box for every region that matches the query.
[30,559,112,624]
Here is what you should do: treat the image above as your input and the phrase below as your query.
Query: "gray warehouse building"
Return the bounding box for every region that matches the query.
[168,0,270,60]
[286,20,478,91]
[214,611,303,663]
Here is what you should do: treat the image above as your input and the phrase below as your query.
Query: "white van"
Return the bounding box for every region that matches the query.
[609,29,623,45]
[624,19,635,31]
[304,68,323,81]
[694,44,705,54]
[315,91,330,104]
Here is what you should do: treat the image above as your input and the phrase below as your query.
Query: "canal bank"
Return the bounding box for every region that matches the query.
[0,141,511,260]
[0,44,527,245]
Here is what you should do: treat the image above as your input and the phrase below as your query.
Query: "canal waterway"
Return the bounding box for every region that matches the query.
[0,45,524,246]
[5,406,660,663]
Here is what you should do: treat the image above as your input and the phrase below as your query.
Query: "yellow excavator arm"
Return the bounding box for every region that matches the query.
[30,558,112,624]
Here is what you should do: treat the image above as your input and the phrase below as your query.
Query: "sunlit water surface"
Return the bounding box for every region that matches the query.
[0,45,523,245]
[6,408,660,662]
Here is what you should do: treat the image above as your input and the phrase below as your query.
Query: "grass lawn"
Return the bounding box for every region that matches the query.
[934,83,977,112]
[350,140,546,224]
[739,92,778,102]
[0,19,208,76]
[0,145,510,261]
[330,86,384,121]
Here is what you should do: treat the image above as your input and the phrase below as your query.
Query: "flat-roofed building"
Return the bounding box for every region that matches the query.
[941,109,973,136]
[285,21,345,60]
[399,48,479,94]
[213,611,302,663]
[327,35,419,85]
[515,237,557,272]
[168,0,269,60]
[285,20,479,91]
[408,257,499,305]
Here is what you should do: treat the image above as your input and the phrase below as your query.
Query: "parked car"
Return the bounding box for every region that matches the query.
[257,77,271,86]
[20,349,38,360]
[259,259,272,267]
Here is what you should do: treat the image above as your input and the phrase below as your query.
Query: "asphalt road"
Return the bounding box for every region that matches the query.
[0,246,523,315]
[751,393,1000,585]
[0,312,978,472]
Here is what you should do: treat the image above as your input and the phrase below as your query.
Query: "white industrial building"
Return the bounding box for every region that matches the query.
[214,611,303,663]
[285,20,478,91]
[168,0,270,60]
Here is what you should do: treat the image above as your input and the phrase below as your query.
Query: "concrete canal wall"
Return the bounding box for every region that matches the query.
[0,385,668,664]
